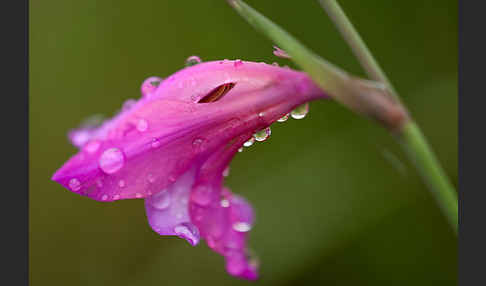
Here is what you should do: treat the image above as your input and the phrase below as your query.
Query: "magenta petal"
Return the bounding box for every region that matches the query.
[52,61,326,202]
[52,59,330,280]
[224,193,258,280]
[186,134,259,279]
[145,167,200,246]
[192,187,258,280]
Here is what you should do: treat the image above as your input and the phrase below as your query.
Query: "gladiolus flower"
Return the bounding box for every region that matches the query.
[52,59,328,280]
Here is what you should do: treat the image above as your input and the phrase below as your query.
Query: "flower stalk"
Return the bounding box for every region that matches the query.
[227,0,457,233]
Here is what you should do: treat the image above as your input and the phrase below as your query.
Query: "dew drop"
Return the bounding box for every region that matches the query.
[258,112,265,118]
[238,147,243,153]
[185,55,202,67]
[221,199,230,208]
[150,190,171,210]
[243,137,255,147]
[151,138,161,148]
[99,148,125,174]
[192,137,205,152]
[174,223,200,245]
[253,127,271,142]
[291,103,309,119]
[136,119,148,132]
[101,194,109,201]
[277,113,290,122]
[69,178,81,192]
[118,180,125,188]
[232,222,252,232]
[141,77,162,98]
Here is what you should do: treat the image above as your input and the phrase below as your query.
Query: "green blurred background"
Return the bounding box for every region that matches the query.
[30,0,457,285]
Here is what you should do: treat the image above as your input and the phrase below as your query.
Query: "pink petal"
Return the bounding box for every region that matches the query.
[52,60,326,202]
[144,167,200,246]
[189,134,259,279]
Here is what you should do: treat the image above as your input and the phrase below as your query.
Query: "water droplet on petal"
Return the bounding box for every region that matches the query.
[151,138,161,148]
[291,103,309,119]
[185,55,202,67]
[253,127,271,142]
[238,147,243,153]
[69,178,81,192]
[118,180,125,188]
[277,113,290,122]
[232,222,252,232]
[192,137,205,152]
[223,166,230,177]
[258,112,265,118]
[150,80,161,87]
[243,137,255,147]
[150,190,171,210]
[174,223,200,245]
[221,199,230,208]
[136,119,148,132]
[101,194,109,201]
[141,77,163,98]
[99,148,125,174]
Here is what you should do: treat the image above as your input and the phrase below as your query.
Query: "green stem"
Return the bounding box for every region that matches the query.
[319,0,457,232]
[400,123,458,232]
[318,0,399,99]
[227,0,458,232]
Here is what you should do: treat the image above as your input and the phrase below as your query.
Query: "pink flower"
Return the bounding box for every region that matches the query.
[52,59,327,280]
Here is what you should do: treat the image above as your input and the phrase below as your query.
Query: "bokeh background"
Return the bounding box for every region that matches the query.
[30,0,457,285]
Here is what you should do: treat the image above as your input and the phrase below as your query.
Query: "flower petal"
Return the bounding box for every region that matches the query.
[144,166,200,246]
[189,134,259,280]
[52,60,326,202]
